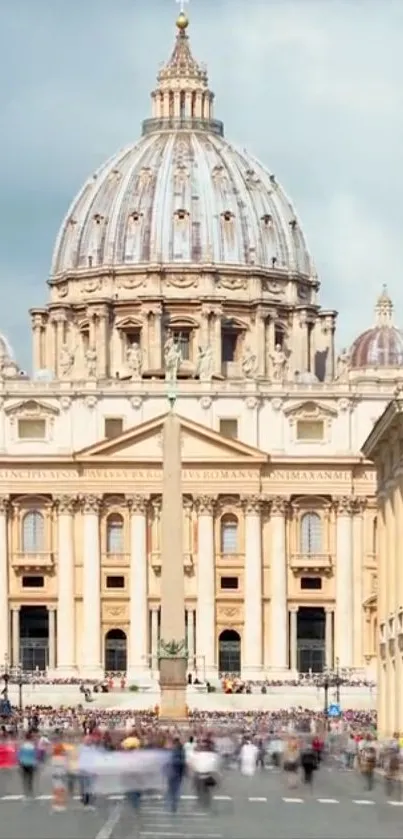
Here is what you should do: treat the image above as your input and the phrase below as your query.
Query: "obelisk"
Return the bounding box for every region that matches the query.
[158,362,187,718]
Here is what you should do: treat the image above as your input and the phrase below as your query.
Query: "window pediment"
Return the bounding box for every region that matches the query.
[284,400,337,420]
[115,317,142,330]
[169,316,198,328]
[5,399,59,418]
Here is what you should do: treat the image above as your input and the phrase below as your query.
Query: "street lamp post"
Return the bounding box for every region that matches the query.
[334,657,341,705]
[17,664,23,712]
[2,655,9,702]
[323,673,330,729]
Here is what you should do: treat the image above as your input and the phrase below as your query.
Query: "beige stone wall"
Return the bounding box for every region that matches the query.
[1,463,377,676]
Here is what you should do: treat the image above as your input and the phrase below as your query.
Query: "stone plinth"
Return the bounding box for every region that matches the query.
[159,656,187,719]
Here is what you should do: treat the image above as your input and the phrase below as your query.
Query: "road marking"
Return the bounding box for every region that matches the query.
[388,801,403,806]
[318,798,339,804]
[139,834,222,838]
[95,803,122,839]
[248,797,267,802]
[213,795,232,801]
[108,794,125,800]
[1,795,23,800]
[36,795,52,800]
[282,797,304,803]
[353,800,374,805]
[180,795,197,800]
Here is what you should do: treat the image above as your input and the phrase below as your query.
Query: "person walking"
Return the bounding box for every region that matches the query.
[17,731,38,799]
[300,740,317,790]
[166,737,186,813]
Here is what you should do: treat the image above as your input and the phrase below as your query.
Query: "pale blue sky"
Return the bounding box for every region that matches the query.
[1,0,402,369]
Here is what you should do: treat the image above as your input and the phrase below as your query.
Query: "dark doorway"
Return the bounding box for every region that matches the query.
[19,606,49,672]
[297,607,325,673]
[218,629,241,674]
[105,628,127,673]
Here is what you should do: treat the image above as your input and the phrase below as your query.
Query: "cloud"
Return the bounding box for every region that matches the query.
[0,0,402,368]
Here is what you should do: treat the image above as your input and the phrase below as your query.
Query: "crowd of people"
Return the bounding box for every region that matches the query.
[0,709,400,812]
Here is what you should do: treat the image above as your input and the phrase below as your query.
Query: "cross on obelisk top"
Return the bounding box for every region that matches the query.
[176,0,190,14]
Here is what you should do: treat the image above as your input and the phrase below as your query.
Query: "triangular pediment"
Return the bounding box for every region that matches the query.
[75,412,268,464]
[4,399,59,417]
[283,399,337,418]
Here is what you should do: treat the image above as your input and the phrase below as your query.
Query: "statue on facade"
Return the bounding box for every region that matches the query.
[164,334,181,383]
[241,346,257,378]
[270,344,287,382]
[336,348,350,381]
[59,343,74,377]
[85,347,97,378]
[197,344,213,382]
[127,343,143,381]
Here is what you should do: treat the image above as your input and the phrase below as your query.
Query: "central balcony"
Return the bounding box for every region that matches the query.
[290,553,333,576]
[12,552,54,571]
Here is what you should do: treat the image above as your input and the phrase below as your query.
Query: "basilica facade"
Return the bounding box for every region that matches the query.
[0,10,400,680]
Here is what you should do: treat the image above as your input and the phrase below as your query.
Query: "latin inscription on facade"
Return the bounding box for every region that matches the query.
[0,467,375,483]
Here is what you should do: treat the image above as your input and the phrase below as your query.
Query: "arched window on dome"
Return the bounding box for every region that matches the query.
[106,513,124,554]
[22,511,45,554]
[220,514,238,555]
[300,512,322,555]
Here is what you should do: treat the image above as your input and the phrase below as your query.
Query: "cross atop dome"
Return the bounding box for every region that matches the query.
[142,2,223,137]
[375,284,394,326]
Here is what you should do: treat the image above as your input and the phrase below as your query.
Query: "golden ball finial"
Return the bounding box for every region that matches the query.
[176,11,189,30]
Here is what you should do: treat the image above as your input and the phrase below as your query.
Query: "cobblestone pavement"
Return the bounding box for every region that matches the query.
[0,764,401,839]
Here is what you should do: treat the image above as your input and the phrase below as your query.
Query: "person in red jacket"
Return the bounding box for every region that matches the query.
[312,735,324,765]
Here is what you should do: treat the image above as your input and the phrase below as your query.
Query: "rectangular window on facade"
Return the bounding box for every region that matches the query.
[300,576,322,590]
[222,331,238,362]
[104,417,124,439]
[219,419,238,439]
[220,576,239,590]
[18,419,46,440]
[296,420,324,441]
[172,331,190,361]
[22,575,44,588]
[106,574,125,589]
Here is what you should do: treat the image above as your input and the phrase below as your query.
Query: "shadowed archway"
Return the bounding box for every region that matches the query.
[104,628,127,673]
[218,629,241,675]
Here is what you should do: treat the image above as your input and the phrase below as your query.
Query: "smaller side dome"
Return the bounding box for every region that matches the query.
[350,286,403,368]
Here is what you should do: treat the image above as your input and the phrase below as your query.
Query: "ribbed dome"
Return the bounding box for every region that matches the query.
[51,133,312,276]
[51,17,313,279]
[350,287,403,369]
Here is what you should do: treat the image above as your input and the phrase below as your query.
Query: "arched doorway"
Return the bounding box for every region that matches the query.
[19,606,49,672]
[105,629,127,672]
[218,629,241,674]
[297,607,325,673]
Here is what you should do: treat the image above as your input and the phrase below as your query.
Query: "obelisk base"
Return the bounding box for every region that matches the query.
[159,657,187,719]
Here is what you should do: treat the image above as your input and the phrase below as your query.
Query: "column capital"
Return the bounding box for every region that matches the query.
[0,495,9,514]
[127,494,148,514]
[351,496,368,515]
[289,604,299,613]
[54,494,77,514]
[267,495,288,516]
[195,495,216,515]
[80,494,102,514]
[241,494,262,515]
[333,495,354,516]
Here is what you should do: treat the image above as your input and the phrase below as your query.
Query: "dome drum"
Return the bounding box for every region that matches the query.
[142,116,224,137]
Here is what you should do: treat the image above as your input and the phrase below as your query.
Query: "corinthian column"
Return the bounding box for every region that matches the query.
[0,497,9,664]
[335,496,354,667]
[55,495,76,673]
[81,495,102,676]
[242,496,263,676]
[269,496,288,671]
[196,496,216,676]
[127,495,149,679]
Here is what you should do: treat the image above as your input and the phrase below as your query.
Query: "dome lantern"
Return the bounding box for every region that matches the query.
[142,6,224,138]
[374,284,393,327]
